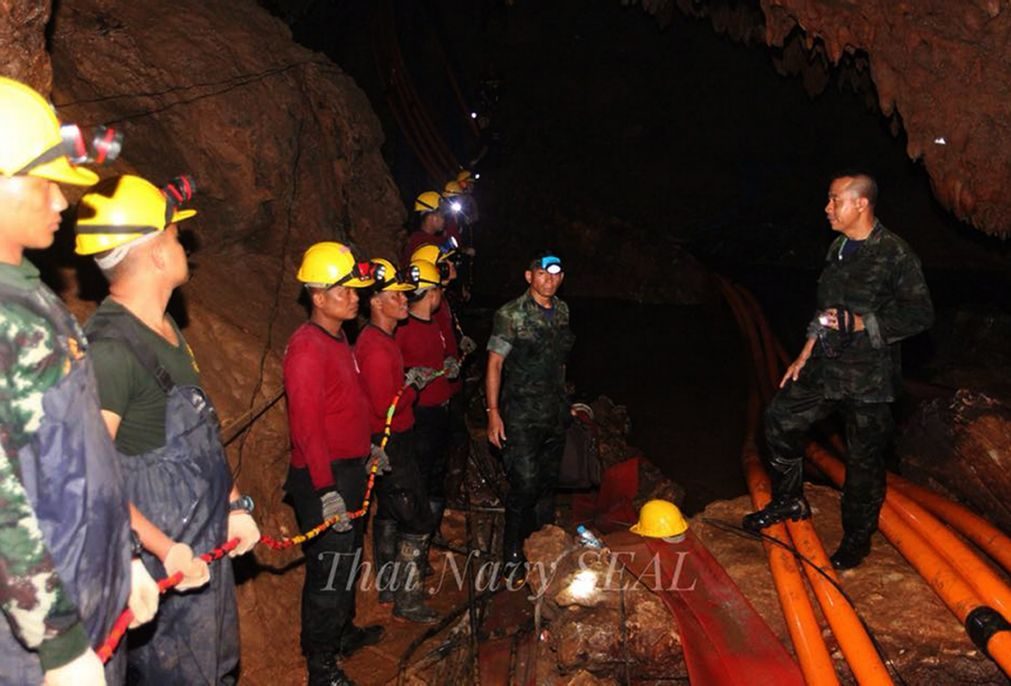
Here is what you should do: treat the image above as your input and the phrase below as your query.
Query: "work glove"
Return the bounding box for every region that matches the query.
[227,511,261,557]
[43,648,105,686]
[320,490,352,532]
[459,335,477,356]
[367,443,393,475]
[405,366,439,390]
[163,542,210,591]
[443,356,461,380]
[128,558,159,628]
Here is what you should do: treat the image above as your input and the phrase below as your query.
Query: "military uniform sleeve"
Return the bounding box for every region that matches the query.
[863,249,934,348]
[0,318,89,670]
[487,305,516,358]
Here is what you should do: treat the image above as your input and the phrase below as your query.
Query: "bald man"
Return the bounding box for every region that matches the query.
[743,172,933,570]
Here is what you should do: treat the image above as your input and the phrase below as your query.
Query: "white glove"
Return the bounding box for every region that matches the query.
[43,648,106,686]
[368,444,393,475]
[163,542,210,591]
[227,511,261,557]
[459,335,477,356]
[320,490,352,533]
[443,356,461,380]
[128,559,159,628]
[405,366,439,389]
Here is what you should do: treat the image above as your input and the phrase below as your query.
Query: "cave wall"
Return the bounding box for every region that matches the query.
[3,1,407,681]
[636,0,1011,236]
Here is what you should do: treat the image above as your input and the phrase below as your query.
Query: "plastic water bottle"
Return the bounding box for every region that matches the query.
[576,525,603,549]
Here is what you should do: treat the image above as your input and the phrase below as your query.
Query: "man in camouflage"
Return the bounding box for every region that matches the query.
[743,172,934,570]
[486,250,575,582]
[0,77,157,685]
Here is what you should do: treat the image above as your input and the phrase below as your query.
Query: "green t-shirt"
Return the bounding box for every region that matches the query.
[87,299,201,456]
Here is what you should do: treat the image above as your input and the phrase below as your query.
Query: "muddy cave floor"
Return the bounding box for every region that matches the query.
[237,292,1004,684]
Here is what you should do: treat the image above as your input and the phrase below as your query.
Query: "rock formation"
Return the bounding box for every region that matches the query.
[631,0,1011,236]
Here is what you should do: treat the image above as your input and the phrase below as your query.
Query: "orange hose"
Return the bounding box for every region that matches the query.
[784,517,894,685]
[743,434,839,685]
[806,444,1011,677]
[889,476,1011,574]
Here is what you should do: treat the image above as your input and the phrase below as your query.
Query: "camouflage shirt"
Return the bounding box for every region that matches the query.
[487,291,575,421]
[0,259,90,668]
[806,220,934,402]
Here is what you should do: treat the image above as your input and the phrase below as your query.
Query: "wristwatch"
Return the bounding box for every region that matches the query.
[228,494,255,514]
[129,529,144,558]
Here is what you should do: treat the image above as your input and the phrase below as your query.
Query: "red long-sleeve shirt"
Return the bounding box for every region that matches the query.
[402,226,462,265]
[354,325,416,434]
[435,301,462,396]
[395,313,452,407]
[283,322,370,490]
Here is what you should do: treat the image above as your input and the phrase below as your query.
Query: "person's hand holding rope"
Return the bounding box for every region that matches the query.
[319,490,352,532]
[368,443,392,475]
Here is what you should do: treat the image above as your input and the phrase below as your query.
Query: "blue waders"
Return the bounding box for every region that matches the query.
[0,288,131,684]
[88,311,238,685]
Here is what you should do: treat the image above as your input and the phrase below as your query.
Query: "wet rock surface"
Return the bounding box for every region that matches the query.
[0,0,52,92]
[898,389,1011,533]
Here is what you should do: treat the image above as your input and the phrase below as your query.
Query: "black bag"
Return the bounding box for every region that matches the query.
[557,408,600,489]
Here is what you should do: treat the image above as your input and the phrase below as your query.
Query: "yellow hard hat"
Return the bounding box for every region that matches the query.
[410,244,454,284]
[405,259,443,290]
[443,181,463,196]
[371,257,415,292]
[297,241,375,288]
[414,191,442,213]
[75,175,197,256]
[629,500,689,539]
[456,170,477,189]
[0,77,99,186]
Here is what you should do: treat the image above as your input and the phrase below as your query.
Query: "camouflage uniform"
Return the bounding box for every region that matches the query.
[0,259,131,682]
[765,220,933,541]
[488,292,575,548]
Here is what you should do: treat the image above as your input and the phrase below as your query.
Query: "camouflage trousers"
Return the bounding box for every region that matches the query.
[765,376,893,542]
[500,411,566,552]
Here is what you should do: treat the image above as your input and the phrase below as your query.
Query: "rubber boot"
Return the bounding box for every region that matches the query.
[741,495,811,533]
[830,536,872,570]
[306,652,355,686]
[420,498,446,578]
[534,494,557,529]
[502,514,528,588]
[372,519,398,605]
[393,533,440,624]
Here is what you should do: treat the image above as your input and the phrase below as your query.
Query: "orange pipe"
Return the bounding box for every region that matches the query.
[806,445,1011,676]
[784,517,894,685]
[743,435,840,686]
[718,278,773,403]
[889,476,1011,573]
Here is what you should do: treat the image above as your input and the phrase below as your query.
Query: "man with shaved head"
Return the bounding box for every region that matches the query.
[743,171,933,570]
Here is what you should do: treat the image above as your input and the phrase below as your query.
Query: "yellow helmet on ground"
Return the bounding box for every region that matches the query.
[297,241,375,288]
[371,258,415,292]
[405,259,443,291]
[414,191,442,213]
[75,175,197,259]
[630,500,689,540]
[0,76,100,186]
[443,181,463,197]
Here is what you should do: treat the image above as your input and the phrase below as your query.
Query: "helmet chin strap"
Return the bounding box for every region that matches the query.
[94,230,160,270]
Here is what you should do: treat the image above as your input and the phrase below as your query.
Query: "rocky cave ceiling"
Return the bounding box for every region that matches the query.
[630,0,1011,236]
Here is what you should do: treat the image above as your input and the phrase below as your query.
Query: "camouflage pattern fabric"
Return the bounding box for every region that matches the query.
[805,220,933,402]
[0,265,85,657]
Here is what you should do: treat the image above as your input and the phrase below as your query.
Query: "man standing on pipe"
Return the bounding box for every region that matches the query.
[743,172,933,570]
[76,175,261,683]
[0,77,156,686]
[486,250,575,583]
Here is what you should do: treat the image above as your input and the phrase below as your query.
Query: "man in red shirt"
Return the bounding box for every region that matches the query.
[395,260,461,547]
[283,241,383,686]
[402,191,462,265]
[355,258,440,623]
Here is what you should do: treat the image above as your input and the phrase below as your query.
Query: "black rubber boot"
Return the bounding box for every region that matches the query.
[502,516,528,588]
[741,495,812,533]
[393,533,440,624]
[419,499,446,578]
[337,623,384,659]
[306,653,355,686]
[372,519,398,605]
[830,536,872,570]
